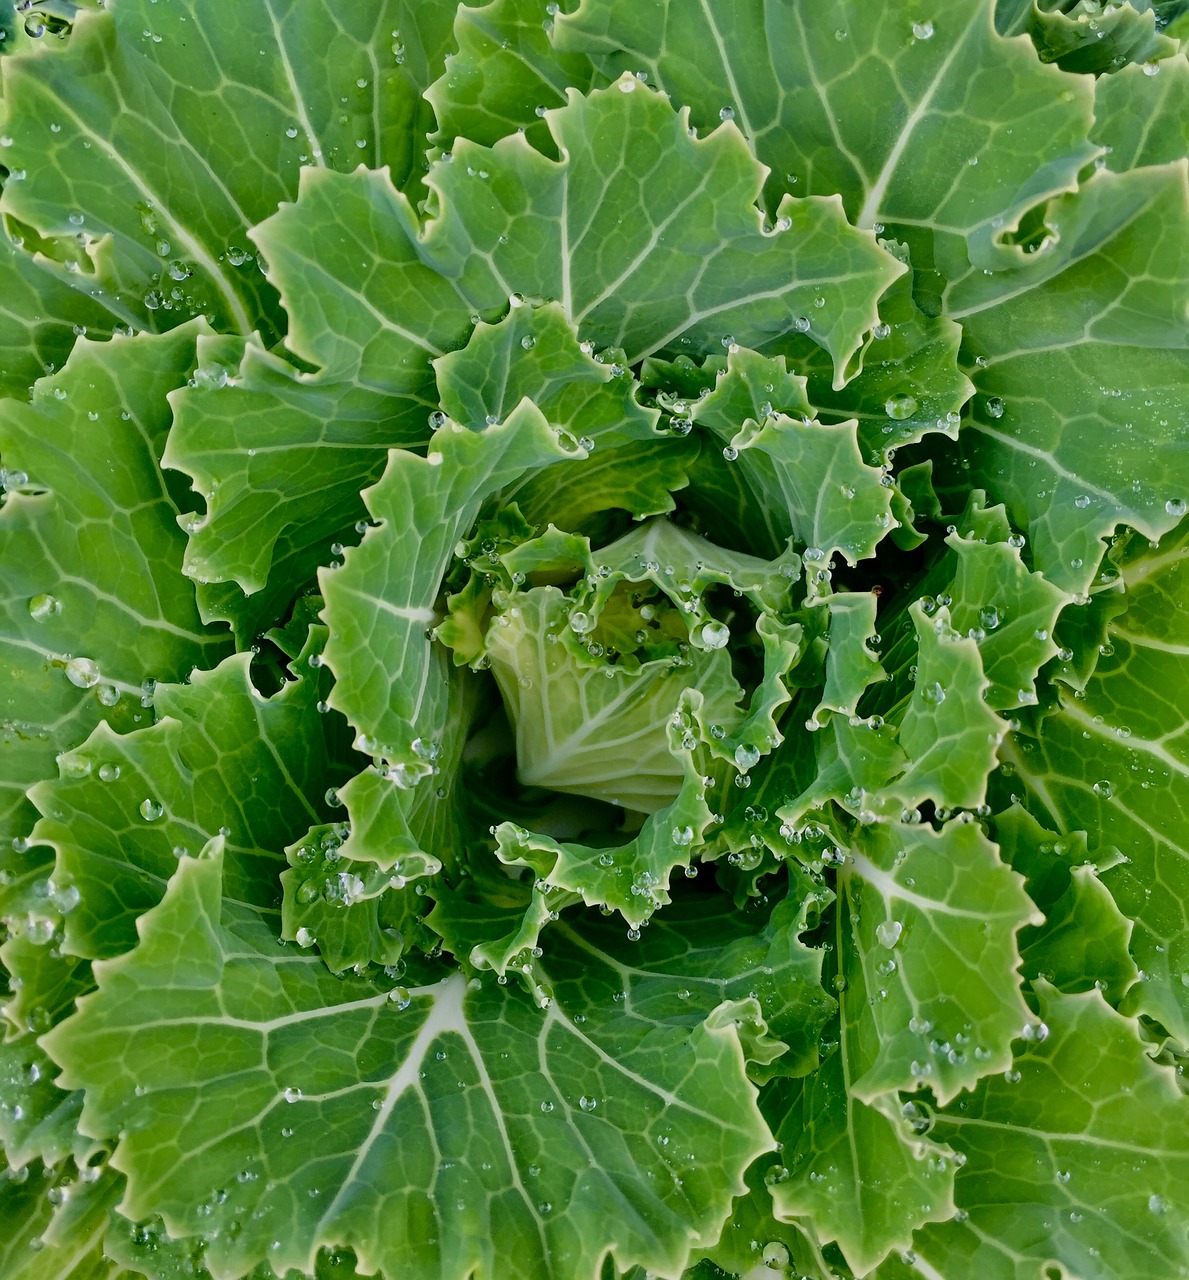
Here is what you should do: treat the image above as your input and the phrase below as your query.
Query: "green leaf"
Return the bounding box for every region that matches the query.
[841,818,1038,1105]
[778,715,908,832]
[1092,54,1189,171]
[250,165,477,392]
[908,983,1189,1280]
[943,527,1070,710]
[493,705,715,929]
[1030,0,1175,74]
[27,637,338,961]
[950,163,1189,593]
[282,819,437,974]
[0,1163,129,1280]
[890,602,1005,812]
[994,805,1139,1003]
[333,656,478,873]
[162,335,425,627]
[0,0,455,339]
[690,348,894,565]
[1003,521,1189,1040]
[437,872,834,1081]
[0,326,227,847]
[433,300,658,443]
[497,515,805,764]
[280,663,478,972]
[422,79,903,379]
[485,585,738,814]
[763,257,972,464]
[46,841,774,1280]
[321,399,576,785]
[556,0,1096,270]
[810,592,886,725]
[0,227,116,399]
[692,1157,842,1280]
[426,0,599,153]
[0,1024,88,1168]
[508,436,696,537]
[765,1060,956,1275]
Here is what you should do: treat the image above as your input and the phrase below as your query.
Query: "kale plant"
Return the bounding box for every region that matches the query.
[0,1,1187,1277]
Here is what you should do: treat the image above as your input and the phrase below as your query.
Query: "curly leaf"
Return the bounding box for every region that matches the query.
[45,841,774,1280]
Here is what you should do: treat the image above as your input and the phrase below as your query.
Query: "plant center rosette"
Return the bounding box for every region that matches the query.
[2,17,1185,1277]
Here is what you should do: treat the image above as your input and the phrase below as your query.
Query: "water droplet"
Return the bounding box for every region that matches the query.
[28,594,61,621]
[920,680,946,705]
[722,445,738,461]
[1165,497,1187,518]
[1092,779,1113,799]
[912,20,934,39]
[283,1087,302,1103]
[985,397,1005,419]
[138,798,164,822]
[671,825,695,847]
[873,321,891,339]
[520,334,536,350]
[876,920,903,948]
[761,1242,790,1268]
[65,657,101,688]
[734,743,761,770]
[700,620,730,649]
[25,915,56,946]
[719,106,735,122]
[794,316,811,333]
[578,1095,597,1112]
[885,393,918,420]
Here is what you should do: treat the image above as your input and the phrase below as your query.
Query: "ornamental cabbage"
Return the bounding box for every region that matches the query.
[0,1,1187,1278]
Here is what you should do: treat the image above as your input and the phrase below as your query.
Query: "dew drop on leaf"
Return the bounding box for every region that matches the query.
[700,620,730,649]
[64,657,101,688]
[734,743,760,770]
[875,920,903,948]
[28,593,61,621]
[885,393,918,420]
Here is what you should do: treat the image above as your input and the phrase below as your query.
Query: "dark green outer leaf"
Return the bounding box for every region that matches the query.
[950,163,1189,594]
[906,983,1189,1280]
[556,0,1096,269]
[46,841,774,1280]
[1004,520,1189,1041]
[1091,53,1189,172]
[0,0,456,340]
[0,325,227,848]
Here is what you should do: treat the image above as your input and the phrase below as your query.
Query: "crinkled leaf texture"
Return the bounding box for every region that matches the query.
[0,1,1187,1278]
[47,841,773,1280]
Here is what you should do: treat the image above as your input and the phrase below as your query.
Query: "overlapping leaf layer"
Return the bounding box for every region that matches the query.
[0,1,1186,1278]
